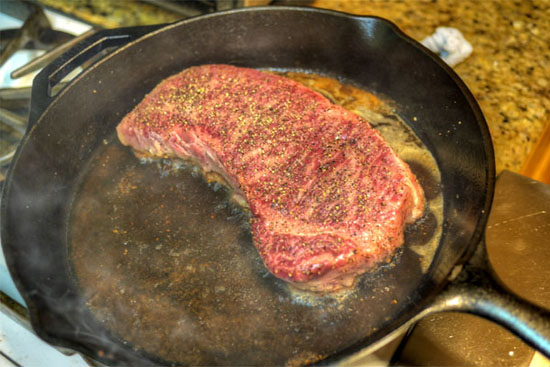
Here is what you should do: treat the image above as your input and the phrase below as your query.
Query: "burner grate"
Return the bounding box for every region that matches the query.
[0,1,90,173]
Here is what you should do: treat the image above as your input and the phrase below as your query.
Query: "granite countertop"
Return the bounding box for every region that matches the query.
[312,0,550,175]
[39,0,550,174]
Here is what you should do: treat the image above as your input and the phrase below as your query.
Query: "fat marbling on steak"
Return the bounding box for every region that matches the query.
[117,64,425,292]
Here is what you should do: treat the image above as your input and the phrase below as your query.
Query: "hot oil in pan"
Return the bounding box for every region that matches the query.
[69,72,442,366]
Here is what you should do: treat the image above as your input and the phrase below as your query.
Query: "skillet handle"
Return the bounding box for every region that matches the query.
[427,242,550,358]
[29,25,164,128]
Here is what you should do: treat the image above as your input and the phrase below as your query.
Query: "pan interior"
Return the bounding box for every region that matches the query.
[68,71,442,365]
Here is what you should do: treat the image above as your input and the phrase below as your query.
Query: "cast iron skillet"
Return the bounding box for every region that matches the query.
[1,7,549,366]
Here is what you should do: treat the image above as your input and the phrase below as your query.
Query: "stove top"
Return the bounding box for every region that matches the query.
[0,2,548,366]
[393,171,550,367]
[0,5,97,366]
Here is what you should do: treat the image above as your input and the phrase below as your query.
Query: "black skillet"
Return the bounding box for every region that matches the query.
[1,7,549,366]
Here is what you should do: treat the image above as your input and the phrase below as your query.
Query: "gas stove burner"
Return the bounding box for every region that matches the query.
[0,1,87,172]
[0,3,72,67]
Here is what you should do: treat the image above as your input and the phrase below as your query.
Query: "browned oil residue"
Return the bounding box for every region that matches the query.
[69,71,442,366]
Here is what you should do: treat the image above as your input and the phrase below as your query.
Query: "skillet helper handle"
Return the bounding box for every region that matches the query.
[428,242,550,357]
[29,25,163,128]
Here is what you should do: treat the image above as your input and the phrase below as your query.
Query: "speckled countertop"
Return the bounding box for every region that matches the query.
[39,0,550,173]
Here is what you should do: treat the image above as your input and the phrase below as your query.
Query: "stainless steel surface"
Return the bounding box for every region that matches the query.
[487,171,550,310]
[394,171,550,366]
[10,28,96,79]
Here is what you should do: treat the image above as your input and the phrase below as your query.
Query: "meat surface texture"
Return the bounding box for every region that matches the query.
[117,64,425,292]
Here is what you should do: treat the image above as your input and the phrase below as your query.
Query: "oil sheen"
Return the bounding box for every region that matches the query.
[69,70,443,366]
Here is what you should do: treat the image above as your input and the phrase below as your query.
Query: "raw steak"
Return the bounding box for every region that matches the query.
[117,64,425,292]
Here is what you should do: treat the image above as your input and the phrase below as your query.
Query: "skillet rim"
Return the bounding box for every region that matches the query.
[0,6,495,365]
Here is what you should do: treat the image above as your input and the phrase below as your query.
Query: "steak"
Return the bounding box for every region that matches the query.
[117,64,425,292]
